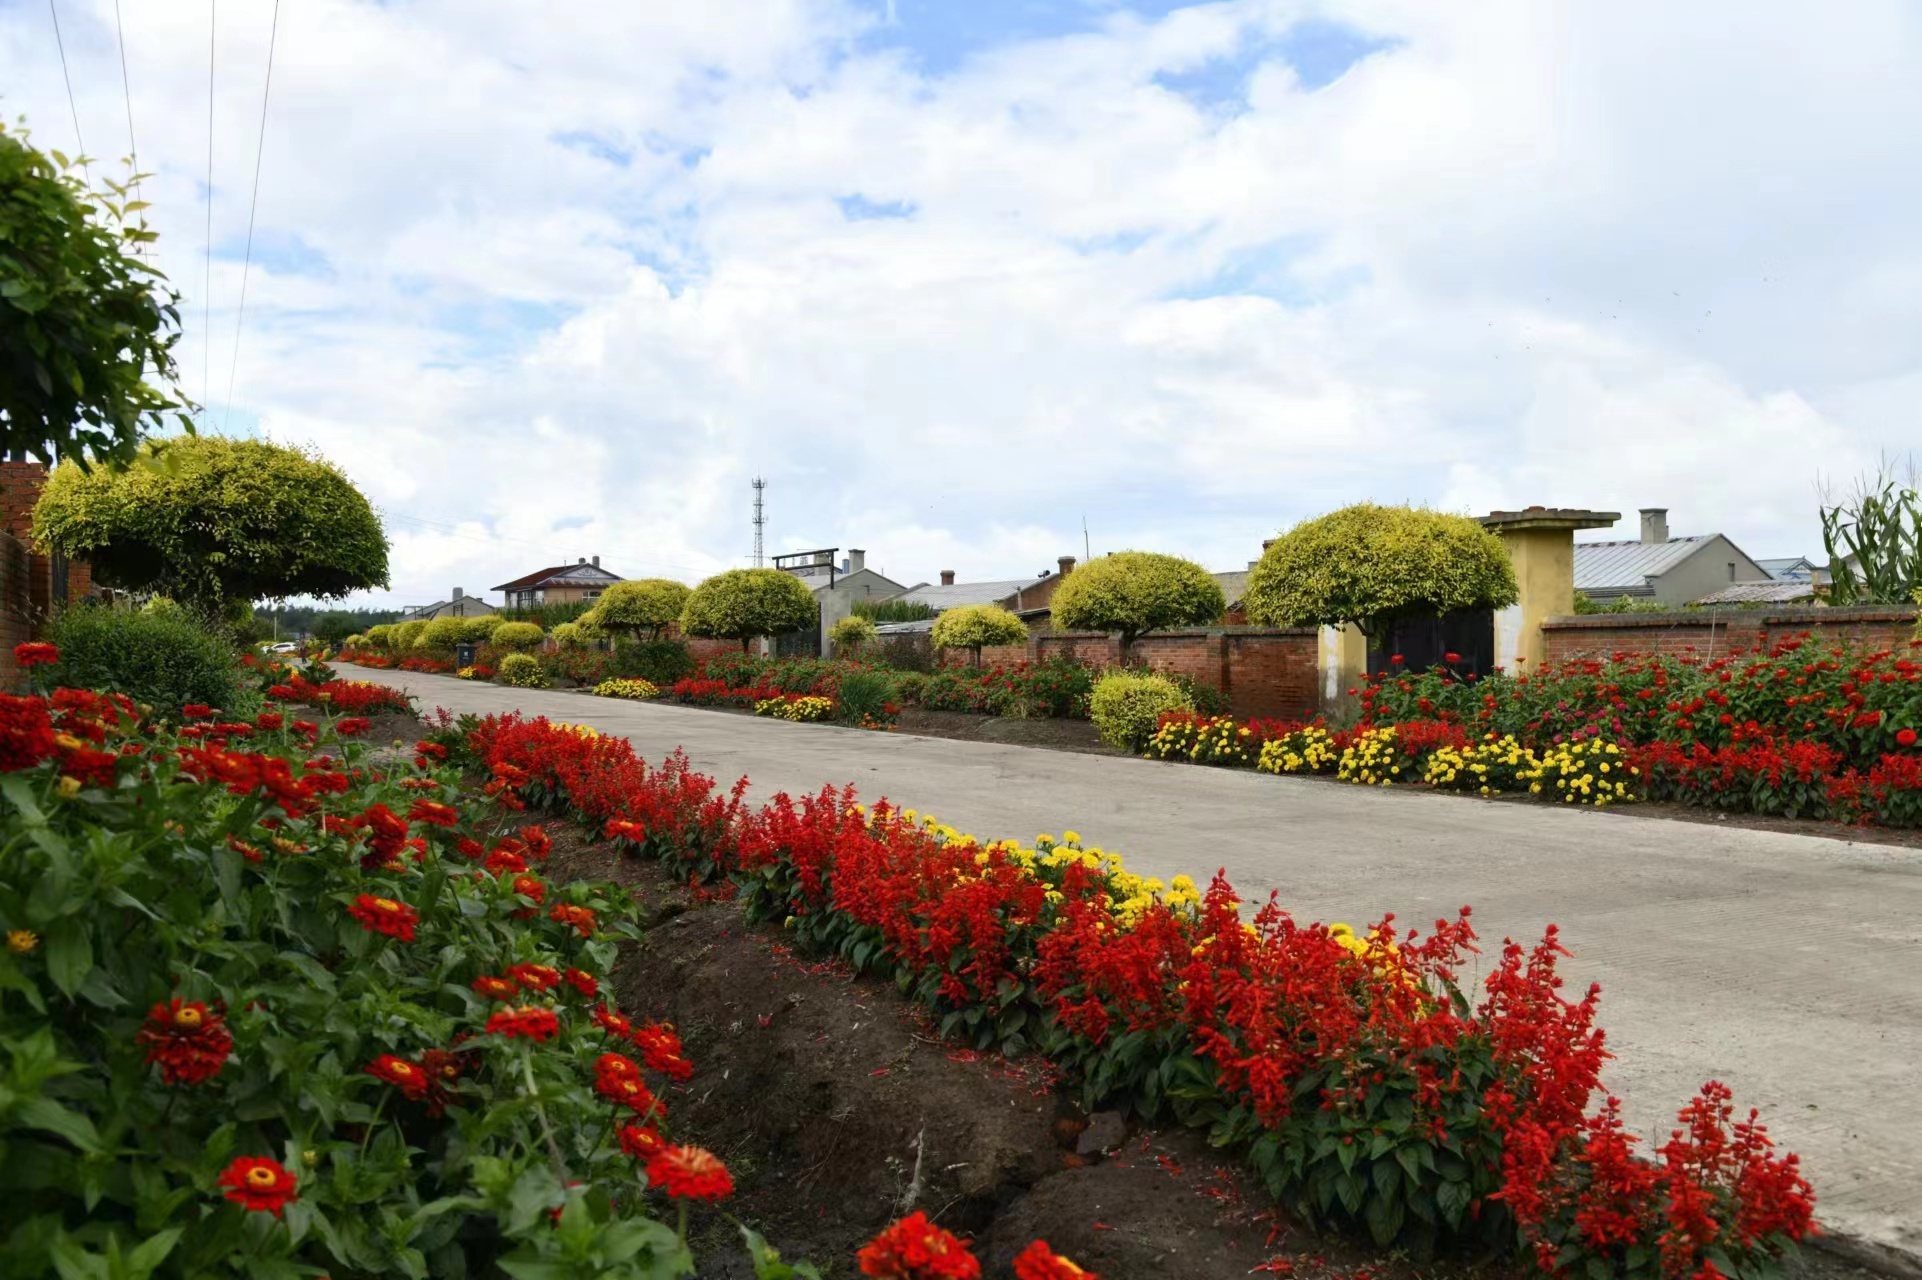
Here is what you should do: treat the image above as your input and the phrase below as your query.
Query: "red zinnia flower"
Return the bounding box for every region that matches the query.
[619,1123,665,1159]
[591,1006,634,1039]
[348,893,419,942]
[549,903,597,937]
[1013,1241,1094,1279]
[596,1071,661,1117]
[486,1005,561,1041]
[13,642,58,668]
[472,974,521,1001]
[255,712,284,730]
[0,693,58,772]
[216,1156,299,1216]
[857,1211,981,1279]
[511,874,547,906]
[634,1022,695,1081]
[1899,728,1918,747]
[182,703,214,719]
[645,1145,733,1201]
[335,717,372,736]
[408,799,460,827]
[563,967,598,998]
[504,963,561,992]
[366,1054,431,1101]
[456,837,484,859]
[135,998,233,1086]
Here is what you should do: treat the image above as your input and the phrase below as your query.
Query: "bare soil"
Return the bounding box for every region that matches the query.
[890,706,1116,755]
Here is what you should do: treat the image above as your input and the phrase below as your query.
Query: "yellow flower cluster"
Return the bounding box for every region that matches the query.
[1423,732,1534,797]
[756,696,835,722]
[456,666,483,681]
[594,678,661,700]
[1517,738,1637,807]
[1254,726,1338,775]
[1146,715,1255,766]
[1335,726,1403,787]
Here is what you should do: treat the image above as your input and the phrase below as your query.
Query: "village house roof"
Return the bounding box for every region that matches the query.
[1572,537,1715,592]
[490,561,623,593]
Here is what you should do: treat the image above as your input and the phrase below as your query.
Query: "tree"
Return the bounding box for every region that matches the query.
[680,569,817,653]
[828,613,878,656]
[1049,551,1225,658]
[1,123,191,468]
[1821,465,1921,605]
[929,604,1028,667]
[585,578,691,641]
[491,621,544,651]
[1243,503,1517,638]
[32,435,389,622]
[311,611,360,645]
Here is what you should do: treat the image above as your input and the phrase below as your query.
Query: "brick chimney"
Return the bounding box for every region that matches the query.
[940,570,955,586]
[1057,555,1075,578]
[848,549,866,573]
[1639,509,1669,545]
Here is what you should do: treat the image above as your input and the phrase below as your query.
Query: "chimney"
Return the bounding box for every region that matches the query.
[577,557,586,565]
[848,549,866,573]
[1057,555,1076,578]
[453,586,463,601]
[1639,508,1669,545]
[592,555,600,568]
[940,570,955,586]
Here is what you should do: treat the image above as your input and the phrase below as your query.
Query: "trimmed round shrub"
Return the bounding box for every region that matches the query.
[680,569,817,652]
[454,615,503,643]
[929,604,1027,664]
[587,579,691,641]
[1243,504,1518,638]
[829,613,878,654]
[392,619,429,651]
[420,616,466,649]
[47,605,247,714]
[499,652,548,687]
[363,624,394,650]
[1089,671,1192,753]
[1050,551,1225,653]
[551,622,589,648]
[492,621,545,651]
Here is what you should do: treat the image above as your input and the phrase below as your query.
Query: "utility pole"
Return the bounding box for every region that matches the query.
[1082,516,1090,564]
[751,477,767,568]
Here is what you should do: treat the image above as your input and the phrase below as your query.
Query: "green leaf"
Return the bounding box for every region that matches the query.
[43,920,91,998]
[125,1227,183,1277]
[15,1097,103,1154]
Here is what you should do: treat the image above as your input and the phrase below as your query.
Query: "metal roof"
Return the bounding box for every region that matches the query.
[891,578,1042,610]
[1756,556,1817,582]
[1691,581,1819,605]
[872,618,937,636]
[1572,537,1711,592]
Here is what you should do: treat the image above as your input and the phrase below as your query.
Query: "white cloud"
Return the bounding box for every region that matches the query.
[3,0,1916,604]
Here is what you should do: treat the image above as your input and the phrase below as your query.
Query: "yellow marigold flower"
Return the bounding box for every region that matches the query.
[1062,830,1082,845]
[55,776,82,800]
[7,929,38,955]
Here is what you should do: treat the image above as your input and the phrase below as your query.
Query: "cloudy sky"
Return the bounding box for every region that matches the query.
[4,0,1917,607]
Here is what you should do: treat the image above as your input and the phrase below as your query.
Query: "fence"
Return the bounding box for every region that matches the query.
[1540,605,1918,663]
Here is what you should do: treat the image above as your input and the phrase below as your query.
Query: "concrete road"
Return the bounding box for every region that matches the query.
[345,665,1922,1262]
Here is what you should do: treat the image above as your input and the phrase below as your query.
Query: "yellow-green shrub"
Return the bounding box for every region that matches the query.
[420,616,467,649]
[551,622,590,648]
[392,619,429,651]
[1050,551,1225,652]
[363,624,394,649]
[492,621,545,651]
[499,652,548,687]
[929,604,1027,662]
[588,578,691,641]
[1256,726,1339,775]
[829,613,878,654]
[1089,672,1191,752]
[594,678,660,700]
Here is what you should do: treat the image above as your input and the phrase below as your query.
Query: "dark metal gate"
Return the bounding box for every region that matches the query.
[1366,608,1495,678]
[773,602,824,659]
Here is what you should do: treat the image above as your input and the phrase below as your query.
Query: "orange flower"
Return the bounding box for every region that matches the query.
[549,903,597,937]
[1013,1241,1094,1280]
[216,1157,299,1216]
[472,974,521,1001]
[645,1144,733,1202]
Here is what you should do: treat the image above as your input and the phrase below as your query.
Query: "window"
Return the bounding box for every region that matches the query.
[1727,562,1736,581]
[583,590,601,600]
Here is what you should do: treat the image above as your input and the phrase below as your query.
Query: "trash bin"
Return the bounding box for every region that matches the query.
[455,642,477,668]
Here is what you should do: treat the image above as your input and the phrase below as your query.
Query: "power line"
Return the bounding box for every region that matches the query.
[47,0,87,178]
[113,0,140,202]
[223,0,279,434]
[201,0,216,422]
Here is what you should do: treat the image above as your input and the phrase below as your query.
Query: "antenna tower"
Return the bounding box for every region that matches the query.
[751,477,767,567]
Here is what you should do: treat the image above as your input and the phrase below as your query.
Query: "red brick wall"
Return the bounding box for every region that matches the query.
[1542,607,1919,663]
[1034,627,1321,721]
[0,461,92,690]
[0,531,32,690]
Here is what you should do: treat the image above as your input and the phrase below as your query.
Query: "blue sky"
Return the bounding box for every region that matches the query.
[1,0,1914,607]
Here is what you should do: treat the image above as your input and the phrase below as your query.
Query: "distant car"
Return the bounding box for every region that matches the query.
[270,642,300,653]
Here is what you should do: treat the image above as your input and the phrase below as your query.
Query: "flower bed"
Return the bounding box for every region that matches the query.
[469,711,1816,1276]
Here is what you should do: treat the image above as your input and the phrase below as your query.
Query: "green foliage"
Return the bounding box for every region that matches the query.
[584,579,690,640]
[1821,468,1921,605]
[1049,552,1225,651]
[308,610,362,645]
[850,597,936,623]
[1088,672,1192,752]
[46,604,246,713]
[362,624,394,650]
[499,652,547,687]
[499,601,591,628]
[834,668,895,724]
[0,123,190,468]
[1572,591,1670,615]
[929,604,1028,660]
[828,614,878,654]
[609,638,694,686]
[550,621,589,648]
[258,604,402,640]
[1244,504,1518,638]
[390,620,428,652]
[490,621,544,651]
[680,569,817,652]
[32,436,390,619]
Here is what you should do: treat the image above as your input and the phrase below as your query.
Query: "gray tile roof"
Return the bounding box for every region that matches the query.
[891,578,1043,610]
[1691,581,1819,605]
[1573,536,1711,592]
[872,618,937,636]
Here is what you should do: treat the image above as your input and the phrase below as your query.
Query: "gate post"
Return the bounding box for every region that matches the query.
[1478,508,1619,672]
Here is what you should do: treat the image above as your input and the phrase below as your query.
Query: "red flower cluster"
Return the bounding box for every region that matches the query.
[645,1144,733,1201]
[1012,1241,1093,1280]
[135,998,233,1086]
[13,641,58,668]
[593,1053,664,1118]
[857,1211,980,1279]
[485,1005,561,1041]
[348,893,419,942]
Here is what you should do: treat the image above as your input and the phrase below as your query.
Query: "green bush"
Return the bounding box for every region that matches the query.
[1050,551,1225,654]
[1088,671,1191,752]
[835,668,896,724]
[829,613,878,654]
[585,578,691,641]
[492,621,545,651]
[391,619,429,651]
[930,604,1028,664]
[610,638,694,686]
[680,569,818,652]
[851,598,936,623]
[1244,504,1518,639]
[363,623,395,650]
[550,621,589,648]
[46,605,248,714]
[499,652,548,687]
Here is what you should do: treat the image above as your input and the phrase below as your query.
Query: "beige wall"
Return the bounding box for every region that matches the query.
[1645,536,1771,606]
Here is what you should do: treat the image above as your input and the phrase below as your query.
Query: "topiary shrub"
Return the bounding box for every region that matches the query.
[551,622,588,648]
[492,621,545,651]
[586,579,691,641]
[1243,504,1518,639]
[391,619,428,651]
[1088,671,1192,753]
[47,605,248,714]
[419,616,466,650]
[499,652,548,687]
[930,604,1028,667]
[1050,552,1225,659]
[828,613,878,656]
[681,569,818,653]
[363,624,394,650]
[610,638,694,686]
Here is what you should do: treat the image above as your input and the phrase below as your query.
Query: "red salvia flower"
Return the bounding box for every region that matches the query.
[645,1144,733,1201]
[857,1211,981,1279]
[135,998,233,1086]
[216,1157,299,1215]
[348,893,418,942]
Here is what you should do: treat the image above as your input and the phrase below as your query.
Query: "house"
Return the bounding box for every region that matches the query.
[1573,509,1771,607]
[1757,556,1820,584]
[399,586,498,622]
[773,548,907,654]
[491,557,624,610]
